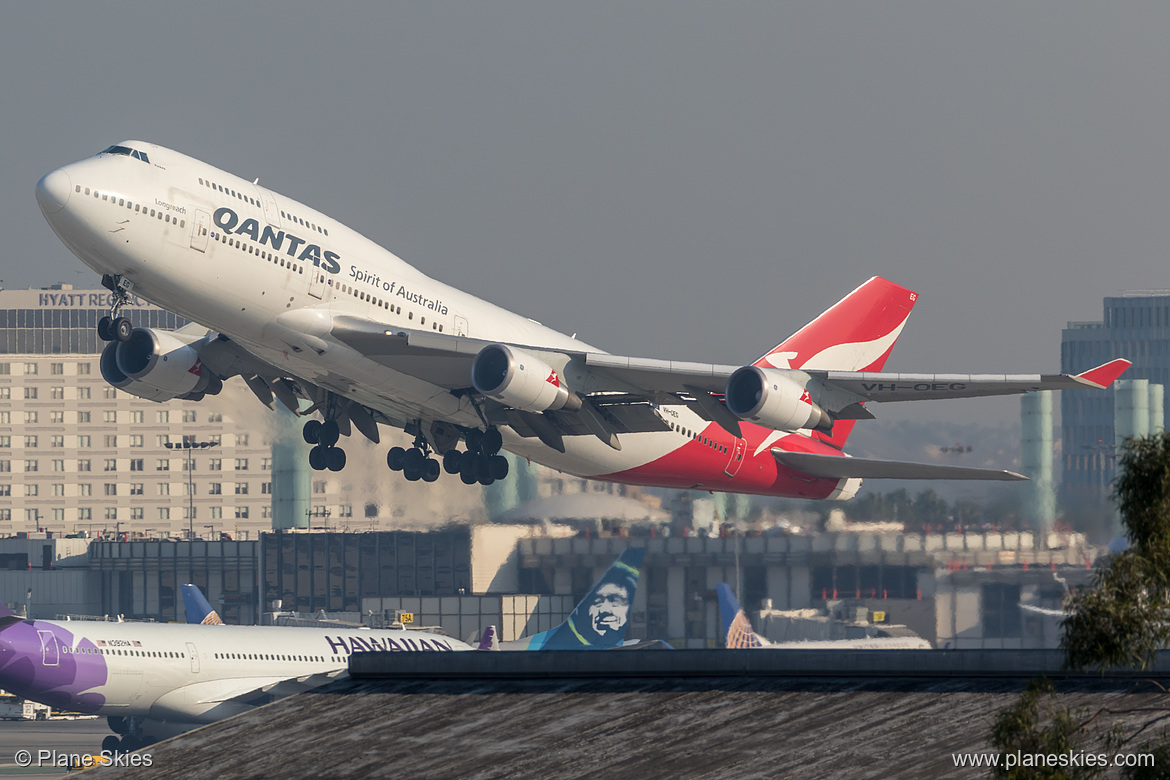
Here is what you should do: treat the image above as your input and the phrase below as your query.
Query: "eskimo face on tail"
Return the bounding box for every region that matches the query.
[587,581,631,638]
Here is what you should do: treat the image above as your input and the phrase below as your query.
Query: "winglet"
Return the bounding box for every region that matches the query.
[1075,359,1132,389]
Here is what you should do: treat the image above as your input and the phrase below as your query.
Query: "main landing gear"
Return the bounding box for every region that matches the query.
[96,274,135,342]
[385,428,509,486]
[304,419,346,472]
[105,715,152,754]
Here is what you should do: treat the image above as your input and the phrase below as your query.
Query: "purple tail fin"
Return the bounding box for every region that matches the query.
[477,625,499,651]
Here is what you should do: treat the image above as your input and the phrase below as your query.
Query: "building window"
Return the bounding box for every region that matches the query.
[235,506,250,519]
[104,459,116,471]
[210,506,223,520]
[50,363,63,375]
[50,435,64,448]
[104,411,117,423]
[157,483,170,496]
[77,387,90,400]
[24,388,36,400]
[78,484,91,497]
[156,459,170,472]
[24,460,37,473]
[24,363,37,375]
[0,388,8,400]
[52,483,65,497]
[78,363,91,375]
[77,459,90,472]
[209,458,221,471]
[339,505,353,518]
[104,483,116,496]
[0,412,8,425]
[77,508,91,521]
[105,508,117,520]
[104,387,117,399]
[235,482,248,495]
[77,435,90,448]
[129,459,144,471]
[0,436,7,448]
[261,457,272,471]
[156,411,169,424]
[50,411,64,424]
[0,363,8,375]
[104,435,117,448]
[312,480,326,494]
[130,483,143,495]
[0,461,9,473]
[23,436,36,448]
[155,435,170,447]
[24,484,37,497]
[207,413,223,423]
[130,411,144,424]
[208,483,222,495]
[0,485,10,497]
[131,507,144,520]
[50,387,64,400]
[77,412,90,424]
[235,458,248,471]
[235,434,249,446]
[51,459,64,472]
[183,410,197,423]
[129,435,143,448]
[261,482,272,495]
[23,411,37,424]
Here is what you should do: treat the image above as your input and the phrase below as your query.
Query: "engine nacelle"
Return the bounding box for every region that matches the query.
[724,366,833,432]
[471,344,581,413]
[100,341,179,402]
[106,329,221,401]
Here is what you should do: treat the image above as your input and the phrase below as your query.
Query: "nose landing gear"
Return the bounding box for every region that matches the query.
[97,274,135,342]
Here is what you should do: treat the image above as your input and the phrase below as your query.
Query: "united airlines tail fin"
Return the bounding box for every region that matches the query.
[753,276,918,450]
[182,584,224,625]
[513,548,646,650]
[716,583,767,649]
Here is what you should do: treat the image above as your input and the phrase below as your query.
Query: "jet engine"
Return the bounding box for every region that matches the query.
[102,328,221,402]
[724,366,833,432]
[471,344,581,412]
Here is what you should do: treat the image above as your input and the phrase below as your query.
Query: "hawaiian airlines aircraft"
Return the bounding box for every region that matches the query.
[35,142,1130,498]
[0,605,469,752]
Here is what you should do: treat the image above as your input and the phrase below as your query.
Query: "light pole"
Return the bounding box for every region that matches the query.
[164,436,220,540]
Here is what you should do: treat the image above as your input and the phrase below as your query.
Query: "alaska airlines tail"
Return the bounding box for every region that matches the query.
[477,625,500,651]
[716,583,768,649]
[509,548,645,650]
[181,584,224,625]
[752,277,918,449]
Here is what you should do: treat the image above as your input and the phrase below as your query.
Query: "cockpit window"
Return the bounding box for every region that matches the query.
[100,145,150,164]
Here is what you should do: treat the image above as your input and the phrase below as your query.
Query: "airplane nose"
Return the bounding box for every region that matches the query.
[35,169,72,215]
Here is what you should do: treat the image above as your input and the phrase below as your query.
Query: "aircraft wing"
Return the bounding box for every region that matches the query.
[771,449,1027,481]
[328,315,1130,431]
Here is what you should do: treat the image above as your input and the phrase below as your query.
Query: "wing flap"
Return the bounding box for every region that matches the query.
[771,449,1028,481]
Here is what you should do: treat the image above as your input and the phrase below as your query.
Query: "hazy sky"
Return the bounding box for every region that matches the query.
[4,3,1167,426]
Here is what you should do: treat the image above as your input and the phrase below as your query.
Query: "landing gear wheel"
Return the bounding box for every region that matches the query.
[102,735,120,753]
[481,428,503,456]
[303,419,322,445]
[464,429,483,454]
[325,447,346,472]
[319,420,340,447]
[97,316,114,342]
[404,447,425,472]
[460,468,478,485]
[308,445,327,471]
[113,317,133,342]
[422,459,440,482]
[386,447,406,471]
[489,454,510,480]
[443,450,463,474]
[474,455,493,484]
[460,458,478,485]
[404,468,421,482]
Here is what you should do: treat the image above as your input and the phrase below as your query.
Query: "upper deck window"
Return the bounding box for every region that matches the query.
[100,145,149,164]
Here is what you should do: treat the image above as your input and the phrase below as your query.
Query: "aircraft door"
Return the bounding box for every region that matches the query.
[190,209,210,253]
[723,437,746,478]
[308,268,328,300]
[454,315,469,337]
[255,185,282,228]
[38,631,60,667]
[186,642,200,674]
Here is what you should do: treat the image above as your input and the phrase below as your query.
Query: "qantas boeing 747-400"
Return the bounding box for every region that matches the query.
[34,141,1130,500]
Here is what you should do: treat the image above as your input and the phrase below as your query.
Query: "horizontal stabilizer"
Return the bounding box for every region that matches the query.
[771,449,1028,481]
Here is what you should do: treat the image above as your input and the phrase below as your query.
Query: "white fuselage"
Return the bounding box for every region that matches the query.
[0,616,467,731]
[36,142,710,481]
